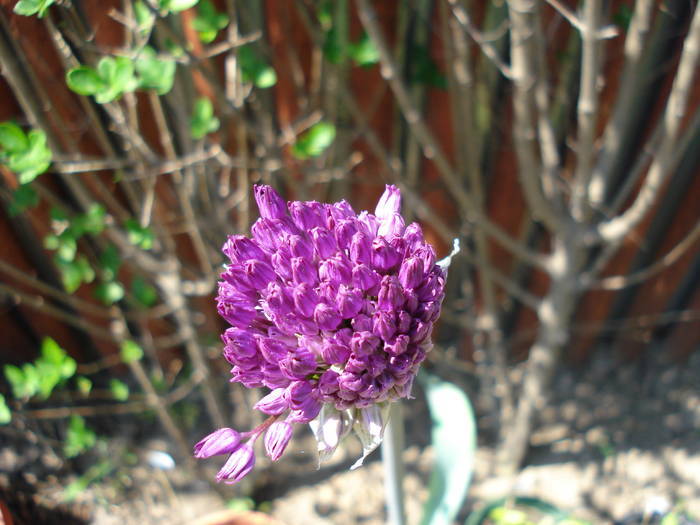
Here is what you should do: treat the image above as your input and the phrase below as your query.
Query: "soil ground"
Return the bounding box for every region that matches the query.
[1,350,698,524]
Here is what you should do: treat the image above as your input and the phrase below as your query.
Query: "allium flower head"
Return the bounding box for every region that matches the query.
[197,184,458,482]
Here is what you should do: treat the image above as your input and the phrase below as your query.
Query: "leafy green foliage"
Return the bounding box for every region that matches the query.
[347,32,380,67]
[64,415,97,457]
[291,122,336,159]
[464,497,581,525]
[94,281,125,305]
[120,340,144,364]
[131,275,158,307]
[135,47,176,95]
[8,185,39,216]
[124,218,154,250]
[159,0,199,14]
[193,0,229,44]
[13,0,55,17]
[0,394,11,425]
[134,1,155,35]
[99,244,122,281]
[66,56,139,103]
[190,97,220,139]
[63,459,114,502]
[76,376,92,397]
[238,45,277,88]
[109,379,129,401]
[55,255,95,293]
[3,338,76,400]
[410,46,447,89]
[419,372,476,525]
[0,122,52,184]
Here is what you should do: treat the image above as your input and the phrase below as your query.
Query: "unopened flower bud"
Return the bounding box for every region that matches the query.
[264,421,293,461]
[254,184,287,220]
[194,428,242,458]
[254,388,289,415]
[216,442,255,484]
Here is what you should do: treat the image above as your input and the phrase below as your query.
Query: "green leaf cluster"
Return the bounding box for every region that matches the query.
[193,0,229,44]
[124,218,154,250]
[109,379,130,401]
[131,275,158,307]
[67,51,177,102]
[120,340,144,364]
[0,122,52,184]
[190,97,220,139]
[0,395,11,425]
[238,45,277,89]
[324,30,379,67]
[159,0,199,14]
[64,414,97,458]
[3,338,76,400]
[291,122,336,159]
[44,204,106,293]
[8,185,39,217]
[13,0,55,18]
[62,459,114,502]
[410,45,447,89]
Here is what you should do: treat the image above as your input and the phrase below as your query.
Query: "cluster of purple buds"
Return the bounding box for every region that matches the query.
[195,184,458,483]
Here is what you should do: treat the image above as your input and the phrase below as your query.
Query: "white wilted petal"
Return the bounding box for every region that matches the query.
[350,403,390,470]
[437,238,460,273]
[309,404,354,467]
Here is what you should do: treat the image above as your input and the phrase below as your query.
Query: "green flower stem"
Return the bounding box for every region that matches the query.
[382,401,406,525]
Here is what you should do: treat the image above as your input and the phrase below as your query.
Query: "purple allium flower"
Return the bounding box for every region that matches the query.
[196,184,459,482]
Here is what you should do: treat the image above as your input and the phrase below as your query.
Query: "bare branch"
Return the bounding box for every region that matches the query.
[571,0,603,221]
[590,220,700,290]
[596,6,700,242]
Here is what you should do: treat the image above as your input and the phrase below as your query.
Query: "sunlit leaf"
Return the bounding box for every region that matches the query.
[14,0,55,17]
[419,372,476,525]
[0,122,28,152]
[8,185,39,216]
[76,376,92,396]
[238,45,277,88]
[291,122,336,159]
[124,218,154,250]
[120,340,144,364]
[94,281,125,305]
[64,415,97,457]
[109,379,129,401]
[190,97,220,139]
[0,394,11,424]
[135,46,176,95]
[348,32,379,67]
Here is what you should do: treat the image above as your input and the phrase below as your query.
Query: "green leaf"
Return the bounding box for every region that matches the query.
[0,122,28,152]
[21,363,40,399]
[64,415,96,457]
[419,372,476,525]
[322,26,345,64]
[291,121,336,159]
[8,185,39,216]
[190,97,220,139]
[7,130,52,183]
[66,66,104,96]
[193,0,229,44]
[134,1,155,35]
[4,364,37,399]
[60,356,77,380]
[95,56,138,103]
[109,379,129,401]
[238,45,277,88]
[160,0,199,13]
[0,394,11,424]
[76,376,92,396]
[72,203,106,235]
[35,360,61,399]
[13,0,54,17]
[45,231,77,262]
[124,218,154,250]
[131,275,158,307]
[410,45,447,89]
[135,46,177,95]
[120,340,144,364]
[41,337,65,365]
[464,497,571,525]
[348,32,379,67]
[54,254,93,293]
[94,281,124,305]
[99,244,121,281]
